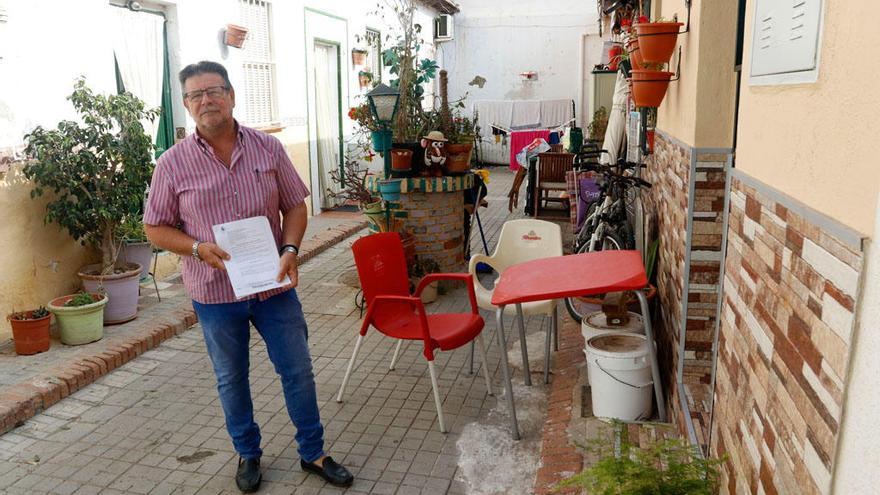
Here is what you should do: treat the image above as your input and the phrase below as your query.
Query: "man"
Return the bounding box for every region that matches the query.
[144,61,353,492]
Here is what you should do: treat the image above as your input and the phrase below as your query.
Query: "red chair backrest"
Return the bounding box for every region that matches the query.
[352,233,411,305]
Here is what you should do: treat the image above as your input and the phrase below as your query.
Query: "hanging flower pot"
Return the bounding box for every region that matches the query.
[370,130,392,152]
[627,38,643,71]
[390,149,413,171]
[631,70,674,108]
[225,24,249,48]
[633,22,683,63]
[378,178,403,201]
[608,44,623,71]
[358,70,373,90]
[352,49,368,66]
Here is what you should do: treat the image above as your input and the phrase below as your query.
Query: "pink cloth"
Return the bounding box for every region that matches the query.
[144,123,310,304]
[509,129,550,170]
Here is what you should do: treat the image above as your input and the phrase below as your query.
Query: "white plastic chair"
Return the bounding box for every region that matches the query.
[467,219,563,384]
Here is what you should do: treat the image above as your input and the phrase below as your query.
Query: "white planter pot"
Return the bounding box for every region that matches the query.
[121,241,153,280]
[79,262,141,325]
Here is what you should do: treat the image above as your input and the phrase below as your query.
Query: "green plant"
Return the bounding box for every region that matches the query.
[115,216,147,242]
[23,78,160,276]
[327,151,380,206]
[588,106,609,142]
[349,102,380,132]
[64,293,100,307]
[8,307,50,321]
[556,421,723,494]
[377,0,439,142]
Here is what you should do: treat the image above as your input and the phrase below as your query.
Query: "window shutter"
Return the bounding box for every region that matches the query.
[239,0,276,125]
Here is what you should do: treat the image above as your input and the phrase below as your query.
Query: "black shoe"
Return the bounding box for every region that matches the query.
[236,457,262,493]
[300,456,354,487]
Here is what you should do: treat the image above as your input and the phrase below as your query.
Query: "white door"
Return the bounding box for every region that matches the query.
[313,41,342,210]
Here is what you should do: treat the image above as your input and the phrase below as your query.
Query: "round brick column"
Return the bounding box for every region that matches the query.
[366,175,473,273]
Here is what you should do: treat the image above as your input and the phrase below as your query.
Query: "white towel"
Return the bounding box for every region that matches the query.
[511,100,541,129]
[540,99,573,128]
[473,100,514,130]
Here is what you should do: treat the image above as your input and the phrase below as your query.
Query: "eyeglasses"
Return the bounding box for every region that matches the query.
[183,86,229,103]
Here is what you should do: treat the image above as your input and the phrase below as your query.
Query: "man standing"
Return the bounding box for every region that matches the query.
[144,61,353,492]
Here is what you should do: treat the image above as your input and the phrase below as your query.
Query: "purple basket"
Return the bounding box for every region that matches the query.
[577,178,601,230]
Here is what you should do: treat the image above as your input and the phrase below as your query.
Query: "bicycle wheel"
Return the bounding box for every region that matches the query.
[573,202,599,252]
[564,229,624,323]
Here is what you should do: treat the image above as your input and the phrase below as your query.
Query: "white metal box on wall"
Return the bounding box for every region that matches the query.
[749,0,824,85]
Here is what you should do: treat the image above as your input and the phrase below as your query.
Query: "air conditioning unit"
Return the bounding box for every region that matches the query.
[434,14,453,41]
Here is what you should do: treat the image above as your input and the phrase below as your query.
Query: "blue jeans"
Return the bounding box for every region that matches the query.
[192,290,324,462]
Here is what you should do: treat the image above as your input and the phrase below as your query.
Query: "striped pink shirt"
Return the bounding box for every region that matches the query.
[144,123,310,304]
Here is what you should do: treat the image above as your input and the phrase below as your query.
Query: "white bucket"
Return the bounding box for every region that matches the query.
[582,311,644,384]
[586,333,653,421]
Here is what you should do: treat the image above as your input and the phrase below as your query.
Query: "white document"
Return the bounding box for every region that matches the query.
[212,216,290,299]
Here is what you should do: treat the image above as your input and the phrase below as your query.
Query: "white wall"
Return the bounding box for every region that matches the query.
[438,0,599,124]
[833,192,880,493]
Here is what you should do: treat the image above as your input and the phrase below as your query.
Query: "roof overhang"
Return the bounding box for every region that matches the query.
[419,0,460,15]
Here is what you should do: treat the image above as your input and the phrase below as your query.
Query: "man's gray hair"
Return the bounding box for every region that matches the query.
[178,61,233,89]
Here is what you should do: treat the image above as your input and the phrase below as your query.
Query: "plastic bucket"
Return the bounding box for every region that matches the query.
[586,333,653,421]
[582,311,644,384]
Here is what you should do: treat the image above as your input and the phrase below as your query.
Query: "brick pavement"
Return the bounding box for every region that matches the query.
[0,167,588,494]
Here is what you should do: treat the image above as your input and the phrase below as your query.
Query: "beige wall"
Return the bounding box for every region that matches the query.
[0,165,97,341]
[653,0,738,149]
[736,0,880,236]
[275,127,314,216]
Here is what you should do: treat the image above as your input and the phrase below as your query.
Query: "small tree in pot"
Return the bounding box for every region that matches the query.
[23,78,159,324]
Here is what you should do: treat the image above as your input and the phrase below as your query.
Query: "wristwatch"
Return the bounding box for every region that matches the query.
[279,244,299,256]
[192,241,203,261]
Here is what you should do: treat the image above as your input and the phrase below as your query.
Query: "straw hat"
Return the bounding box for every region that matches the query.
[422,131,448,142]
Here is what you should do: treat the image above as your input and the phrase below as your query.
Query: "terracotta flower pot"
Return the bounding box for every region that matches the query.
[627,39,643,71]
[8,311,51,355]
[445,143,473,174]
[633,22,683,64]
[352,50,368,66]
[391,149,413,171]
[631,70,674,108]
[225,24,248,48]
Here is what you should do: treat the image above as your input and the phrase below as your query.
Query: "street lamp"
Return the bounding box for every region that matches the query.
[366,83,400,178]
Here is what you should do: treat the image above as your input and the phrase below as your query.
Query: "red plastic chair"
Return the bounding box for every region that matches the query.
[336,232,493,433]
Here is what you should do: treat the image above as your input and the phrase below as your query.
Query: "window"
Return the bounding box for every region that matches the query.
[239,0,276,125]
[365,28,382,84]
[749,0,823,85]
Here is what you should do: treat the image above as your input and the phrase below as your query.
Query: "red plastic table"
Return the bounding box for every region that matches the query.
[490,250,666,439]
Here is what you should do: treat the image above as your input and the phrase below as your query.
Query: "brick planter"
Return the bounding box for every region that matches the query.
[366,175,473,273]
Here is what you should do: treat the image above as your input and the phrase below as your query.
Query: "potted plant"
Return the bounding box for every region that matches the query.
[48,292,108,346]
[117,216,153,280]
[633,18,684,64]
[7,307,51,355]
[349,102,386,150]
[626,35,643,71]
[358,70,374,90]
[23,79,160,325]
[587,106,609,144]
[556,420,723,494]
[631,63,674,108]
[445,109,477,175]
[390,148,413,172]
[410,256,442,304]
[352,48,369,66]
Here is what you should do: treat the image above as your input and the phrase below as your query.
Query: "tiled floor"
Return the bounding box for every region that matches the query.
[0,166,563,494]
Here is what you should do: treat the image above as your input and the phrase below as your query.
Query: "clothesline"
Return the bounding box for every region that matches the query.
[489,117,576,136]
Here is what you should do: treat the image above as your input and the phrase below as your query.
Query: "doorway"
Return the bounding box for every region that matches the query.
[313,41,343,210]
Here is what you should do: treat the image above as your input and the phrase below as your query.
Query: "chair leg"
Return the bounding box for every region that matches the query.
[515,304,532,386]
[390,340,403,370]
[336,335,364,403]
[476,333,493,396]
[468,340,475,375]
[427,360,447,433]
